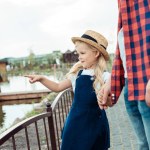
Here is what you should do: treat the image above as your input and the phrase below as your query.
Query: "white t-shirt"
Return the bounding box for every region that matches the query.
[118,28,127,78]
[69,69,110,92]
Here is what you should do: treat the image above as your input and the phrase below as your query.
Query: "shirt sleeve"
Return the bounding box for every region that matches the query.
[102,71,111,83]
[68,74,77,92]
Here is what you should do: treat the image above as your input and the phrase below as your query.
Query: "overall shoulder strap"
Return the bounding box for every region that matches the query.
[77,70,83,77]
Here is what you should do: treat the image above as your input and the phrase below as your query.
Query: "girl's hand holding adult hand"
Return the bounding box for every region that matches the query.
[24,75,43,84]
[97,89,108,110]
[97,93,112,109]
[97,80,112,109]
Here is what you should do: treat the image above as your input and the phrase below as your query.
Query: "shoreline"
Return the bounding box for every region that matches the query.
[0,92,57,134]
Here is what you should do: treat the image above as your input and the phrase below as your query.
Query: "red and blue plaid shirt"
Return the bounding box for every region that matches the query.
[111,0,150,103]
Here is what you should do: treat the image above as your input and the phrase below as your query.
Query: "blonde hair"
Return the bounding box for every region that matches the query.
[66,41,107,94]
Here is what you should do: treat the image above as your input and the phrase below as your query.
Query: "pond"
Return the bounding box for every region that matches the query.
[0,75,58,133]
[0,99,41,133]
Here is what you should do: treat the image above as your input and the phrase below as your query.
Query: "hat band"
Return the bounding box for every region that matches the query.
[81,34,106,50]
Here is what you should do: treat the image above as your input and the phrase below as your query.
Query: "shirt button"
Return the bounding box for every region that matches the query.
[112,93,115,96]
[111,93,115,100]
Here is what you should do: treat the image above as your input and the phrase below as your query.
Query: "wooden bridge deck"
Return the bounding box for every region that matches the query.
[0,89,51,101]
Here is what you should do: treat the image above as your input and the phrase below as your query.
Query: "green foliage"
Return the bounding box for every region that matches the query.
[25,109,44,118]
[46,92,58,102]
[24,92,59,119]
[6,51,64,76]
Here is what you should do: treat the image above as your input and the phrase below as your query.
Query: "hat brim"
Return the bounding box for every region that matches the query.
[71,37,109,61]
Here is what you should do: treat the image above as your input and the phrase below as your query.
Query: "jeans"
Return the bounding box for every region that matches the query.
[124,79,150,150]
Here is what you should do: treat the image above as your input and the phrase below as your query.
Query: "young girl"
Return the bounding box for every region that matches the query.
[25,30,111,150]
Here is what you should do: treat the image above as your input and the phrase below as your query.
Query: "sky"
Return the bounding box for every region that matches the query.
[0,0,118,59]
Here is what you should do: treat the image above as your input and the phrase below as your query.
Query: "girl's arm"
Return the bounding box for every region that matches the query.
[25,75,72,92]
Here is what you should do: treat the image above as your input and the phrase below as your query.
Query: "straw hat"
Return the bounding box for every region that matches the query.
[71,30,109,61]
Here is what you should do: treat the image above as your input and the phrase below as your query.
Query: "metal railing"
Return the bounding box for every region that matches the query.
[0,88,73,150]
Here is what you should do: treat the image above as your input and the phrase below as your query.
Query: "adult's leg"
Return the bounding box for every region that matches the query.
[138,101,150,148]
[124,79,149,150]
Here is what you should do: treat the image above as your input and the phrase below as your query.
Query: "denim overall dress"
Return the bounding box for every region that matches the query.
[61,70,110,150]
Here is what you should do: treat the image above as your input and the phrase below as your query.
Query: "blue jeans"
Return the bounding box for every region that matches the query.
[124,79,150,150]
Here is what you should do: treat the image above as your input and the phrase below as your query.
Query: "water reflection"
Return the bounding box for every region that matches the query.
[0,99,41,133]
[0,76,55,93]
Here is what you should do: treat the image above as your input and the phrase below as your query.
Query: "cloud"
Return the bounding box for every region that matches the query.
[0,0,118,58]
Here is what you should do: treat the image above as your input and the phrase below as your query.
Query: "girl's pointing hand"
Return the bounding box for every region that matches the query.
[24,75,43,83]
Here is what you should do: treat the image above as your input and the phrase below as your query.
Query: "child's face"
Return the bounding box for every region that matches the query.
[75,42,100,69]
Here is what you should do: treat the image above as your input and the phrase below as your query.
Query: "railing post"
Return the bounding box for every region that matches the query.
[46,102,57,150]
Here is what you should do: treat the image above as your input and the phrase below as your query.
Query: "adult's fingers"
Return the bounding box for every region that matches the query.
[97,100,104,109]
[103,105,108,110]
[102,87,110,105]
[97,92,103,101]
[97,100,109,110]
[145,92,150,107]
[98,104,105,110]
[145,80,150,107]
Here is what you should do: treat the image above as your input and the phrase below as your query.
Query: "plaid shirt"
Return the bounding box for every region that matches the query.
[111,0,150,104]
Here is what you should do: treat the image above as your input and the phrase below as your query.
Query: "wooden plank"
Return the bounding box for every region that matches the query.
[0,90,51,101]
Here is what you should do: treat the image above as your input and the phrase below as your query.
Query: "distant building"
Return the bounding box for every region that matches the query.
[6,51,63,68]
[63,50,78,63]
[0,59,8,82]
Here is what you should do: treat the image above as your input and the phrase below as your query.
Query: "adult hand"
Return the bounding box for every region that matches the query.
[24,75,43,84]
[145,79,150,107]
